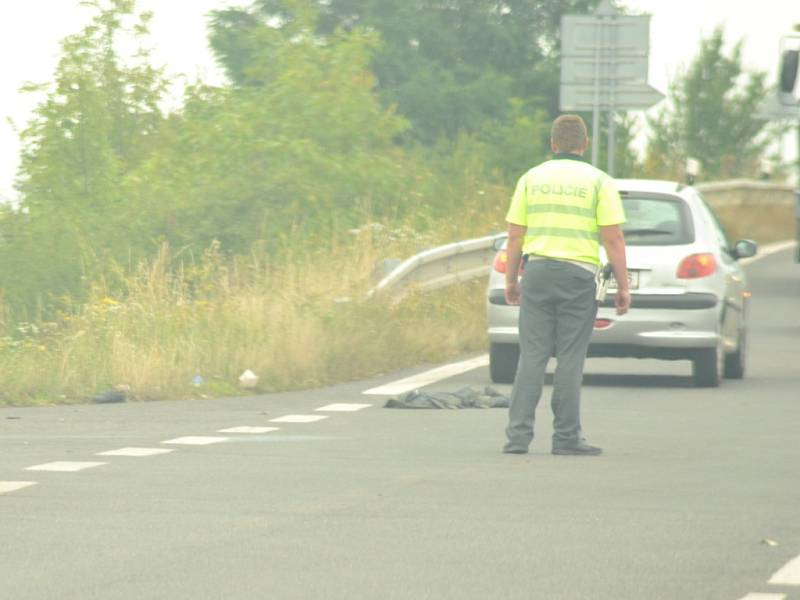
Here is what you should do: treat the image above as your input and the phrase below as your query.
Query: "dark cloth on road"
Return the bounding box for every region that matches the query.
[385,387,509,409]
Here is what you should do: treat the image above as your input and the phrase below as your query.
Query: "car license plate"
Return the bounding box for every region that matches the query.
[609,270,639,290]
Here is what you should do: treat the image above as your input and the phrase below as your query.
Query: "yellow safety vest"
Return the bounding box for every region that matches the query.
[505,154,625,266]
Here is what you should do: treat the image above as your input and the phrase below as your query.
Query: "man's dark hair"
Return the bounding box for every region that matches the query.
[551,115,588,153]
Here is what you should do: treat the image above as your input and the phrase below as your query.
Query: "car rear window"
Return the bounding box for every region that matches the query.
[618,193,694,246]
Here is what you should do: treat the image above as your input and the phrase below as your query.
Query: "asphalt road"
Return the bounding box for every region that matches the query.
[1,248,798,600]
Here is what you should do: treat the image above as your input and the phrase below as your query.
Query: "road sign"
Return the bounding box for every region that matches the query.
[559,0,663,175]
[560,83,665,111]
[561,15,651,58]
[561,55,649,84]
[559,10,660,110]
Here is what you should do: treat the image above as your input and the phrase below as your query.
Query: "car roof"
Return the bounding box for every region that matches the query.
[615,179,686,195]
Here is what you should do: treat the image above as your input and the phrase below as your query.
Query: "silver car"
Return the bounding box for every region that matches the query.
[486,179,757,387]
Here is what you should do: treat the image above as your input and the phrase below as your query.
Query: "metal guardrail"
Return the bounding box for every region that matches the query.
[370,179,797,298]
[369,232,507,300]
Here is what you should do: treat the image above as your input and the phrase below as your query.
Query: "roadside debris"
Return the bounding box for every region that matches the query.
[92,384,130,404]
[238,369,259,389]
[385,386,509,409]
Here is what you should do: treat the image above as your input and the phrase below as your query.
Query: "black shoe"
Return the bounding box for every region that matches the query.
[502,445,529,455]
[552,442,602,456]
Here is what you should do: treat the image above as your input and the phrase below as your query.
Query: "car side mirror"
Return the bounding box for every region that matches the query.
[732,239,758,260]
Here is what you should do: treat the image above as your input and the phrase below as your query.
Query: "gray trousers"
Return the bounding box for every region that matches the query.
[504,259,598,451]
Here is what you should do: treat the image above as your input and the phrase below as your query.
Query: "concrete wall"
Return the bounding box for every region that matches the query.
[697,179,795,208]
[695,180,797,244]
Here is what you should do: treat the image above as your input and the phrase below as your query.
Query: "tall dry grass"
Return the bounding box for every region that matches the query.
[0,209,504,406]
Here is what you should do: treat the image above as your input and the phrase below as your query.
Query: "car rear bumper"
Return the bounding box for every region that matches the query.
[487,289,718,310]
[486,291,722,354]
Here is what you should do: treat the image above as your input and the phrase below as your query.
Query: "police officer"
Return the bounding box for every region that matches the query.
[503,114,630,456]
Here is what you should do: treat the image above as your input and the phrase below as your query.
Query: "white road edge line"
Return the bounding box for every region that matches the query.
[737,593,787,600]
[25,461,107,472]
[363,354,489,396]
[740,240,797,266]
[0,481,38,494]
[769,553,800,586]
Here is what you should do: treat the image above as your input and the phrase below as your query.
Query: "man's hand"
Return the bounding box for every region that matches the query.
[599,224,630,316]
[505,281,521,306]
[615,288,631,315]
[504,223,526,306]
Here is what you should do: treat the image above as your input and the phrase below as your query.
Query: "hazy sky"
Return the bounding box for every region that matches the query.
[1,0,798,200]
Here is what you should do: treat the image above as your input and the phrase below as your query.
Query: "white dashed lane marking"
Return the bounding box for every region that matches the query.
[0,481,38,494]
[218,426,280,434]
[269,415,328,424]
[25,461,107,472]
[162,436,229,446]
[316,403,372,412]
[769,553,800,586]
[737,593,786,600]
[97,447,175,457]
[362,354,489,396]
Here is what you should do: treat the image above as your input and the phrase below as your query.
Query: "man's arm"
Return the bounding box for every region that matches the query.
[599,224,631,315]
[504,223,526,306]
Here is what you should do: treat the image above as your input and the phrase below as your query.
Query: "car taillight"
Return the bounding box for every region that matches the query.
[492,250,525,275]
[594,319,613,329]
[676,253,717,279]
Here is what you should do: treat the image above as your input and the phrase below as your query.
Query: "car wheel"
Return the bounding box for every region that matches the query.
[692,337,723,388]
[724,327,746,379]
[489,343,519,384]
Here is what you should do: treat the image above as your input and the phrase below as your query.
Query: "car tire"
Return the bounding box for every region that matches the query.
[489,343,519,384]
[724,328,746,379]
[692,340,723,388]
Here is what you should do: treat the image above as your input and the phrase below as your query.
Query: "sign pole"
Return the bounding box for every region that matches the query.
[591,19,601,167]
[559,0,663,171]
[608,111,616,176]
[607,12,616,176]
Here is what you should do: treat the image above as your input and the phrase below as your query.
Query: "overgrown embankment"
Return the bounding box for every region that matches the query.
[0,229,494,406]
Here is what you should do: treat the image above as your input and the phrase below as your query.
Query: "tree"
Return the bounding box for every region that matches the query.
[128,13,416,253]
[208,0,606,179]
[0,0,167,309]
[643,27,769,181]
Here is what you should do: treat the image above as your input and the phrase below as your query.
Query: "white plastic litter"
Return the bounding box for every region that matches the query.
[238,369,259,389]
